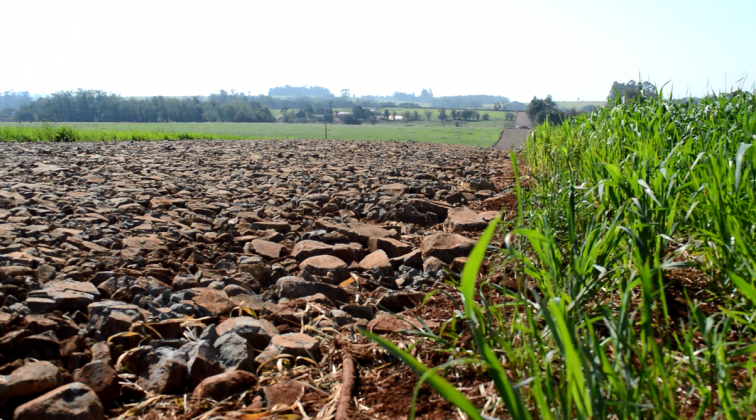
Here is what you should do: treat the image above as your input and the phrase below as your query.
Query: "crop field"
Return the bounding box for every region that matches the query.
[555,100,606,110]
[0,120,507,147]
[371,90,756,419]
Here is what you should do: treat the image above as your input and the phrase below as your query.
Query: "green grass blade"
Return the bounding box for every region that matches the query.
[461,215,530,419]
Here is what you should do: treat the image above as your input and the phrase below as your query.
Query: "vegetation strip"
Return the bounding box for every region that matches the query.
[367,89,756,418]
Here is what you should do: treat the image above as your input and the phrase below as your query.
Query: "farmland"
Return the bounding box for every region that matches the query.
[1,118,510,147]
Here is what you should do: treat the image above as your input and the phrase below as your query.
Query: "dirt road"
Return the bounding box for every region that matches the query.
[492,111,534,149]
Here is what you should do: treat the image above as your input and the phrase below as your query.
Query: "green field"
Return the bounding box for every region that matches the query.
[1,120,506,147]
[555,100,606,110]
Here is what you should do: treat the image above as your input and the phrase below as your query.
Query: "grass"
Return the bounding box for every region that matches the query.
[0,120,505,147]
[365,89,756,418]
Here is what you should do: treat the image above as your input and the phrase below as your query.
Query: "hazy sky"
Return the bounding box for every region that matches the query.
[2,0,754,102]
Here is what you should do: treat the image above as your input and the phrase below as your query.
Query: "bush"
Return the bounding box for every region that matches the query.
[341,114,361,125]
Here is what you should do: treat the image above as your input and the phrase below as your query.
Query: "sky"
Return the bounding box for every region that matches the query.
[1,0,754,102]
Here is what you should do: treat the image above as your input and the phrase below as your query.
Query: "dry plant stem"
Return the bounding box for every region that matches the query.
[335,349,356,420]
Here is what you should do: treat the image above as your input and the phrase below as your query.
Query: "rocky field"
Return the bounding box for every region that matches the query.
[0,139,514,420]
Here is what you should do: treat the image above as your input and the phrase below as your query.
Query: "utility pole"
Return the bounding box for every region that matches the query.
[326,100,333,140]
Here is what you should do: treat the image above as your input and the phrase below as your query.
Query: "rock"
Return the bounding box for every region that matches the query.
[299,255,350,282]
[341,305,376,320]
[291,240,334,261]
[250,239,286,260]
[26,297,56,314]
[191,288,234,316]
[0,266,34,278]
[214,332,256,372]
[60,336,86,358]
[377,183,407,196]
[215,317,279,349]
[74,361,120,408]
[278,277,349,304]
[255,333,320,366]
[0,360,62,402]
[13,382,104,420]
[137,347,187,394]
[360,250,394,277]
[367,312,439,334]
[368,237,413,258]
[390,249,423,269]
[445,207,488,232]
[192,370,258,401]
[420,233,476,264]
[251,221,290,233]
[181,340,223,388]
[376,292,424,313]
[423,256,447,273]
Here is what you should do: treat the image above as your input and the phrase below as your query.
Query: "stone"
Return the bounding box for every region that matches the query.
[368,237,413,258]
[0,360,62,402]
[360,250,394,277]
[215,317,279,350]
[299,255,350,281]
[291,240,334,261]
[367,312,439,334]
[248,239,284,260]
[278,277,349,304]
[74,361,120,408]
[214,332,256,372]
[255,333,320,366]
[181,339,223,388]
[192,370,258,401]
[13,382,104,420]
[26,297,56,314]
[423,256,447,273]
[445,207,488,232]
[390,249,423,269]
[137,347,187,394]
[191,288,234,316]
[420,233,476,264]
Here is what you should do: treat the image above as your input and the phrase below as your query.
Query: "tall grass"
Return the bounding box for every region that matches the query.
[365,89,756,418]
[0,124,241,142]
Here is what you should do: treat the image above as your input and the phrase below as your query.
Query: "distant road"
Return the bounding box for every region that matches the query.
[492,111,534,149]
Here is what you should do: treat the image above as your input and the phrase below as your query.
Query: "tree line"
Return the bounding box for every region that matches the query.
[11,90,279,123]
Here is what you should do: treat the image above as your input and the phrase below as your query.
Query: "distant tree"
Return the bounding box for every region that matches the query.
[383,109,389,120]
[369,116,378,125]
[482,112,490,121]
[504,112,515,121]
[493,101,502,111]
[450,109,458,120]
[342,114,361,125]
[473,110,480,121]
[392,111,397,121]
[295,109,306,118]
[424,109,433,121]
[461,110,474,121]
[402,110,411,121]
[438,108,448,122]
[527,96,565,125]
[341,89,351,99]
[607,80,656,106]
[412,111,420,121]
[419,88,434,102]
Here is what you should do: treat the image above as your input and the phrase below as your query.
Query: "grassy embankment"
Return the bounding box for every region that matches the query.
[366,90,756,419]
[0,118,507,147]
